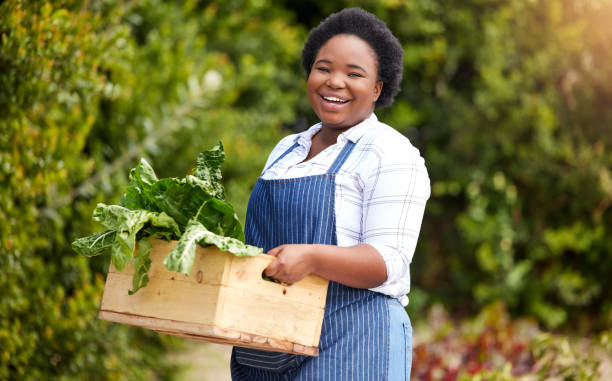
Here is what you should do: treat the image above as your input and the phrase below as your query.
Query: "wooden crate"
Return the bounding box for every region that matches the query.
[99,239,329,356]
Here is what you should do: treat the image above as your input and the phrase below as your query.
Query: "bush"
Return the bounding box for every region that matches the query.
[1,0,305,378]
[0,1,181,379]
[412,303,603,380]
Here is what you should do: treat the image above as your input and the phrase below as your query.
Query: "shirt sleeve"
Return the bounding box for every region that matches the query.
[361,139,431,305]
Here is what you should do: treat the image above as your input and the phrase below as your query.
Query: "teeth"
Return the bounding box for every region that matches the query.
[323,96,347,102]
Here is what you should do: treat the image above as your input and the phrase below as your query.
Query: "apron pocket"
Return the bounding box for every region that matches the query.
[233,347,297,373]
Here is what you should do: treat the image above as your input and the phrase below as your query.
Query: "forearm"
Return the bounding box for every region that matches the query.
[309,243,387,289]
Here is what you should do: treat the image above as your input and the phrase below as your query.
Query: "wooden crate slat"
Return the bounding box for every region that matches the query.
[98,311,319,356]
[101,272,220,326]
[216,286,325,347]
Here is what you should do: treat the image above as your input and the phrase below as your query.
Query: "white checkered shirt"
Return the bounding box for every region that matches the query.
[259,113,431,306]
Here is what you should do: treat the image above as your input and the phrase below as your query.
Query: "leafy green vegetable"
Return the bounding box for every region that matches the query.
[72,142,262,293]
[193,142,225,199]
[164,218,261,274]
[118,158,159,211]
[71,229,117,257]
[92,204,182,271]
[129,237,153,295]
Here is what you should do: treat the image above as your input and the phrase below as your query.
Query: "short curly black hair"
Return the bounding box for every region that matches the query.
[301,8,403,108]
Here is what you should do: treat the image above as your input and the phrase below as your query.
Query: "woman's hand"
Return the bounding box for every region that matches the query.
[264,244,317,285]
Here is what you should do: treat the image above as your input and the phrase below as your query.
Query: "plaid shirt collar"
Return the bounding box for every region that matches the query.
[295,113,378,148]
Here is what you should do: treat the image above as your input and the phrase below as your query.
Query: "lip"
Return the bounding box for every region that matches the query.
[318,93,352,111]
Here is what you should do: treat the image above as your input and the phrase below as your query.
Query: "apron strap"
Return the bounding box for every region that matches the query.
[327,140,357,174]
[262,138,357,176]
[262,141,300,174]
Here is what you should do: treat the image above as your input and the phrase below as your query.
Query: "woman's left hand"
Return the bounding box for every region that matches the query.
[264,244,317,285]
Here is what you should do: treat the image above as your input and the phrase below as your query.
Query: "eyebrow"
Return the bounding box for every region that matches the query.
[314,59,369,74]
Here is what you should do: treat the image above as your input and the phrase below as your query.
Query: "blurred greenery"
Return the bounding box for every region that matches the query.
[1,0,611,379]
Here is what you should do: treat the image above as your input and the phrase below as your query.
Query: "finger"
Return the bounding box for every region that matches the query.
[264,259,278,278]
[266,246,282,257]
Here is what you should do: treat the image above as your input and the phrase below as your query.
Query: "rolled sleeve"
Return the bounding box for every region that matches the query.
[362,147,430,305]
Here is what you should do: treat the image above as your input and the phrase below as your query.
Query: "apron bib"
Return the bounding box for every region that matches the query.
[231,140,410,380]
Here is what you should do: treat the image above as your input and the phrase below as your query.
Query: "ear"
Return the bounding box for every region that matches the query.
[373,80,383,102]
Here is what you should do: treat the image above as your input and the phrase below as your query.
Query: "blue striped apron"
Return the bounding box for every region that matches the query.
[231,140,412,380]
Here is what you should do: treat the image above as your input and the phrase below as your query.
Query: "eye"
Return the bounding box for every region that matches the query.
[348,72,363,78]
[316,67,330,73]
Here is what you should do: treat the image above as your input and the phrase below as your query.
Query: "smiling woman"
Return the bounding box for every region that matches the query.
[306,34,382,152]
[230,7,431,381]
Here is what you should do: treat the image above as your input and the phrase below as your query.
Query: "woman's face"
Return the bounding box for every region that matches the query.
[307,34,383,131]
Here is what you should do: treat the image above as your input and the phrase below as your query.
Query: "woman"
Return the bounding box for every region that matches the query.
[231,8,430,380]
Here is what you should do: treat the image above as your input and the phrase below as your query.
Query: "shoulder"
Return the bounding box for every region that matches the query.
[270,133,300,156]
[353,120,430,197]
[357,120,426,167]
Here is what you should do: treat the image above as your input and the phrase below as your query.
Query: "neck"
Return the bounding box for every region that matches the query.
[317,124,350,146]
[318,112,372,146]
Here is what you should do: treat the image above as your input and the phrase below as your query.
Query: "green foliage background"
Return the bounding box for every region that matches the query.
[1,0,611,379]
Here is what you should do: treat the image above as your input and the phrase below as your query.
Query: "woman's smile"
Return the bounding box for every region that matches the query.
[318,93,352,110]
[307,34,382,132]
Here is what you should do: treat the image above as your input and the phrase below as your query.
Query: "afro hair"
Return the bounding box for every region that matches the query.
[301,8,404,108]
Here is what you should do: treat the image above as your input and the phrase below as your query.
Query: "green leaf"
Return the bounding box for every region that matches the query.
[112,231,134,270]
[150,211,182,237]
[119,158,159,211]
[93,204,180,271]
[197,223,261,258]
[163,219,261,275]
[193,141,225,199]
[195,198,245,241]
[163,219,207,274]
[150,177,212,229]
[71,229,117,257]
[129,237,153,295]
[147,177,244,239]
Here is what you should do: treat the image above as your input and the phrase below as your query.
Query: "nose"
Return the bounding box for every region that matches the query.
[326,72,345,89]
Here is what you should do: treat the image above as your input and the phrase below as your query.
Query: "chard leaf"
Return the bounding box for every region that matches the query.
[197,223,261,258]
[112,230,134,270]
[93,204,180,235]
[150,177,211,229]
[119,158,159,211]
[163,219,261,275]
[129,237,153,295]
[71,229,117,257]
[148,178,244,240]
[195,198,245,241]
[150,212,181,237]
[139,227,174,241]
[163,219,207,274]
[93,204,180,271]
[193,141,225,199]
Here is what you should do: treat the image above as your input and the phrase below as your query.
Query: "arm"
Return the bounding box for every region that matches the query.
[264,243,387,288]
